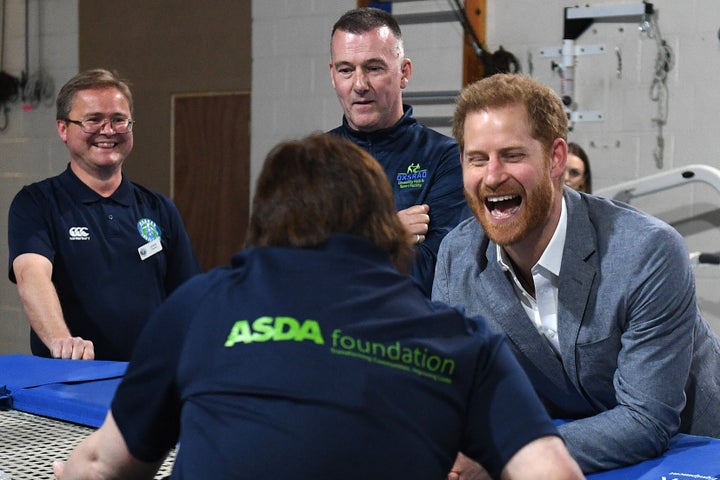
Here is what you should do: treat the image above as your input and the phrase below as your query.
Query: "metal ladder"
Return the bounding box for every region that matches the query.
[368,0,486,128]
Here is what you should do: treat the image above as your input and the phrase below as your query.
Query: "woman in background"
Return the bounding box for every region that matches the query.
[564,142,592,193]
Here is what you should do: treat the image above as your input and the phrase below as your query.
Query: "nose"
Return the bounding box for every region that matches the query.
[353,69,369,92]
[98,120,115,134]
[483,157,506,188]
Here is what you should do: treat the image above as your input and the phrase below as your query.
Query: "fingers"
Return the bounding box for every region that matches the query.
[53,460,65,478]
[402,204,430,216]
[50,337,95,360]
[449,452,491,480]
[82,342,95,360]
[398,204,430,244]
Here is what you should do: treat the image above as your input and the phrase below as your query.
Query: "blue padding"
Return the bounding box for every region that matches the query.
[0,385,11,410]
[587,434,720,479]
[0,354,127,427]
[11,378,123,427]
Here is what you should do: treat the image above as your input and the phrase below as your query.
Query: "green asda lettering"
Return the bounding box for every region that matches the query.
[225,316,324,346]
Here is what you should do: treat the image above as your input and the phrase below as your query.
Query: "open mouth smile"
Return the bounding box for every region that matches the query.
[485,194,521,219]
[93,141,119,148]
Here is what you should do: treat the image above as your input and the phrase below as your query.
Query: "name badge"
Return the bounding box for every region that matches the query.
[138,238,163,261]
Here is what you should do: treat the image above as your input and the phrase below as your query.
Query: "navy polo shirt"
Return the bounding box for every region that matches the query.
[8,165,201,360]
[112,235,558,479]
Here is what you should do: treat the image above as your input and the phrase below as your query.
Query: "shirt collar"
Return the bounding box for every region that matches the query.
[59,164,133,206]
[340,105,415,141]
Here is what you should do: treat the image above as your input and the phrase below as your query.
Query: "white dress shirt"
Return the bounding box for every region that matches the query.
[497,198,567,352]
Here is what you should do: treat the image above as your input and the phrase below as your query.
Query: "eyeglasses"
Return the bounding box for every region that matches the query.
[64,117,135,134]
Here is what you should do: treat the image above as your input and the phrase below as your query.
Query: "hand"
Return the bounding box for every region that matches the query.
[53,460,65,478]
[398,204,430,245]
[50,336,95,360]
[447,452,491,480]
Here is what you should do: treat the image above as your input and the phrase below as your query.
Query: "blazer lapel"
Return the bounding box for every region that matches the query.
[478,242,575,393]
[557,189,598,388]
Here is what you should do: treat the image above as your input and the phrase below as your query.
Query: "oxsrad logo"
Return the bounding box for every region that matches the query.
[68,227,90,240]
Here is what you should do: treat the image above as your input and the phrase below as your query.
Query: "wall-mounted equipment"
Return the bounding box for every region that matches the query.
[539,2,656,129]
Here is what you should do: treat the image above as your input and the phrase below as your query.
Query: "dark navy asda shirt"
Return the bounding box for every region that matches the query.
[330,106,468,296]
[112,234,557,479]
[8,165,201,360]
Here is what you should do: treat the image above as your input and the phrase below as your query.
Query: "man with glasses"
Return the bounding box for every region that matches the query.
[8,69,201,361]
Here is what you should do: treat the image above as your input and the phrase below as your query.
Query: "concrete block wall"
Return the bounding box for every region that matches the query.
[250,0,354,181]
[0,0,79,354]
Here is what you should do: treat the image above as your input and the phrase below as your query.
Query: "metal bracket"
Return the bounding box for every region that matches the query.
[568,111,604,122]
[539,44,606,58]
[564,2,654,40]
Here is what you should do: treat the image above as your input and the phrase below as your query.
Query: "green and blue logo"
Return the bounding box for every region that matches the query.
[396,162,427,190]
[137,218,161,242]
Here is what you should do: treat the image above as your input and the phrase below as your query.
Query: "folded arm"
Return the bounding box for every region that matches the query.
[560,228,697,472]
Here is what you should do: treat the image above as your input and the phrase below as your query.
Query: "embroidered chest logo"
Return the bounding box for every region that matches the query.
[136,218,161,242]
[68,226,90,241]
[396,162,427,190]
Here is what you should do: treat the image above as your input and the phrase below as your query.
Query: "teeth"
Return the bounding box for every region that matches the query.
[487,195,516,202]
[95,142,116,148]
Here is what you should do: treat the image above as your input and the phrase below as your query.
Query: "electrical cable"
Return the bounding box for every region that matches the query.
[20,0,54,109]
[446,0,521,78]
[447,0,490,59]
[644,12,674,169]
[0,0,19,131]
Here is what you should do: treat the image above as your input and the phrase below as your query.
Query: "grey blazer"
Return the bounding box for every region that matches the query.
[433,187,720,473]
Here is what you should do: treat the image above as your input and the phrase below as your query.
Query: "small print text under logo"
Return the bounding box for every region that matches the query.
[68,227,90,241]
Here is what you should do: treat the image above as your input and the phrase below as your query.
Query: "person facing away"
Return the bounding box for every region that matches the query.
[53,134,583,480]
[328,7,467,296]
[432,73,720,473]
[8,68,201,361]
[564,142,592,193]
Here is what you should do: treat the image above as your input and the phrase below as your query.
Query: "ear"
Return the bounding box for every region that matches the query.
[549,138,567,181]
[400,58,412,89]
[57,119,69,143]
[328,60,337,90]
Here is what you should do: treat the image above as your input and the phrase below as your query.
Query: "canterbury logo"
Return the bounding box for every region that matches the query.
[68,227,90,240]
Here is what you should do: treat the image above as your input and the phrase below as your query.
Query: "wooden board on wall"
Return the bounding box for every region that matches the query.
[463,0,486,84]
[172,93,250,271]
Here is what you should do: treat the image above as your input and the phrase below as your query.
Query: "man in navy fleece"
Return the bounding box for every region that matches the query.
[329,7,467,296]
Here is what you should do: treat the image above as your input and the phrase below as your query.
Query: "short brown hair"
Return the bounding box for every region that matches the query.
[453,74,567,153]
[332,7,402,40]
[56,69,133,120]
[246,133,414,272]
[331,7,404,58]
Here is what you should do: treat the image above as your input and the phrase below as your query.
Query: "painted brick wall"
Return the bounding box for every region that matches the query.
[0,0,79,354]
